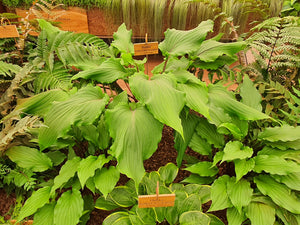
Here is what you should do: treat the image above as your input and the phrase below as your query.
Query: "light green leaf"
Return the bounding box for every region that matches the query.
[54,189,84,225]
[245,201,276,225]
[17,186,51,222]
[226,207,246,225]
[72,58,132,83]
[106,103,163,183]
[51,157,81,195]
[94,166,120,198]
[159,20,214,56]
[95,195,120,211]
[130,73,184,136]
[39,85,109,150]
[185,161,218,177]
[111,23,134,54]
[234,158,255,182]
[34,202,55,225]
[178,194,202,215]
[253,155,300,175]
[209,175,232,212]
[158,163,178,185]
[103,211,131,225]
[78,155,110,188]
[109,186,137,208]
[6,146,52,172]
[209,85,270,121]
[227,179,253,213]
[254,175,300,214]
[189,133,212,157]
[179,211,211,225]
[218,123,244,140]
[222,141,253,162]
[240,75,262,111]
[181,174,214,185]
[258,125,300,142]
[272,172,300,191]
[196,40,245,62]
[19,89,69,117]
[152,57,189,74]
[207,214,225,225]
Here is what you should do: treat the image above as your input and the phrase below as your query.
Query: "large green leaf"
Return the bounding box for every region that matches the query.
[258,125,300,142]
[17,186,51,222]
[234,158,255,182]
[209,175,232,212]
[226,207,246,225]
[159,20,214,57]
[111,23,134,54]
[195,40,246,62]
[129,73,185,136]
[51,157,81,195]
[106,102,163,183]
[34,202,55,225]
[72,58,133,83]
[227,179,253,213]
[254,175,300,214]
[185,161,219,177]
[245,201,276,225]
[6,146,52,172]
[222,141,253,162]
[39,85,109,150]
[179,211,211,225]
[94,166,120,198]
[209,85,270,121]
[240,75,262,111]
[253,155,300,175]
[272,172,300,191]
[54,189,84,225]
[77,155,110,188]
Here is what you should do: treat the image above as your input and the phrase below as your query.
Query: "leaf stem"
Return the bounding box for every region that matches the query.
[162,56,169,73]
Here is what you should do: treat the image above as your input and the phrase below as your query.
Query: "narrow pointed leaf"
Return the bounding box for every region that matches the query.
[258,125,300,142]
[94,166,120,198]
[130,73,185,136]
[106,103,163,183]
[6,146,52,172]
[78,155,110,188]
[72,58,132,83]
[111,23,134,54]
[227,179,253,213]
[222,141,253,162]
[185,161,218,177]
[51,157,81,195]
[39,86,109,150]
[17,186,51,222]
[159,20,214,56]
[245,202,275,225]
[54,189,84,225]
[254,175,300,214]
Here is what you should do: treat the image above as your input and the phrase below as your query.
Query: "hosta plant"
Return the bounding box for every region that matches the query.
[0,18,289,225]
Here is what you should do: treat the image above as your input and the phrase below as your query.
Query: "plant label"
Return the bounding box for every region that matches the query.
[138,194,175,208]
[134,42,159,56]
[0,25,20,38]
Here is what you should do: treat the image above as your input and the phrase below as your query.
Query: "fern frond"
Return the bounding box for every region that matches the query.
[0,61,21,78]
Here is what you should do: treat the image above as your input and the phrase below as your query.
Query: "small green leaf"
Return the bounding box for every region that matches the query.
[222,141,253,162]
[6,146,52,172]
[178,194,202,215]
[227,207,246,225]
[240,75,262,111]
[111,23,134,54]
[254,175,300,214]
[245,201,275,225]
[17,186,51,222]
[78,155,110,188]
[45,151,66,166]
[34,202,55,225]
[94,166,120,198]
[103,211,131,225]
[227,179,253,213]
[95,196,120,211]
[109,186,137,207]
[209,175,232,212]
[54,189,84,225]
[272,172,300,191]
[185,161,219,177]
[207,214,225,225]
[158,163,178,185]
[258,125,300,142]
[188,133,212,157]
[51,157,81,195]
[234,158,255,182]
[179,211,211,225]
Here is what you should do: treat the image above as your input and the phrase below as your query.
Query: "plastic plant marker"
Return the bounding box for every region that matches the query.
[138,181,175,208]
[0,25,20,38]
